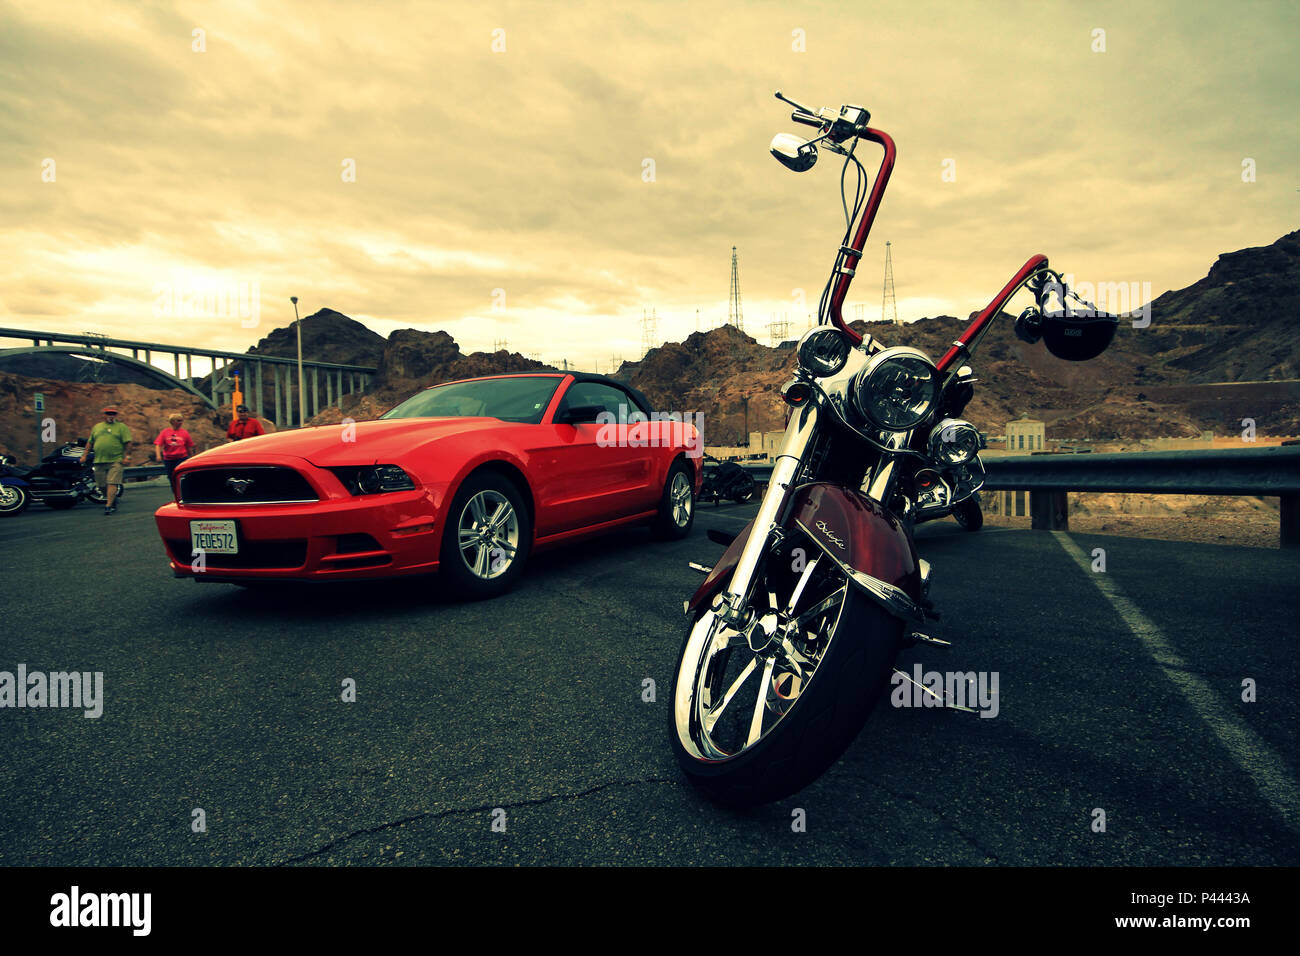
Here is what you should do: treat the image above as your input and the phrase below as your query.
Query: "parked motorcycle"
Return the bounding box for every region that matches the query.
[0,441,105,511]
[700,454,758,505]
[670,92,1119,805]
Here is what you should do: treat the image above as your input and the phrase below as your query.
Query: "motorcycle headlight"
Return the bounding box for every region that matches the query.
[928,418,981,466]
[852,347,939,431]
[796,327,851,378]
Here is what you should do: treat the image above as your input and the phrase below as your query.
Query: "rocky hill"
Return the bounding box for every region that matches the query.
[247,308,386,367]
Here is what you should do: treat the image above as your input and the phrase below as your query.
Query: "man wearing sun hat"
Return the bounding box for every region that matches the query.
[80,405,132,515]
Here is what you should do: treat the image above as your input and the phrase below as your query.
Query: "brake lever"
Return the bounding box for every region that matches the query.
[774,90,816,115]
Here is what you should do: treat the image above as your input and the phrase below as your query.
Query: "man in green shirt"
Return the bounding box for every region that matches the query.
[80,406,132,514]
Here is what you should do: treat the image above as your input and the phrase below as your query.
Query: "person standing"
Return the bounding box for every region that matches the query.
[80,406,132,515]
[153,413,194,489]
[227,404,265,441]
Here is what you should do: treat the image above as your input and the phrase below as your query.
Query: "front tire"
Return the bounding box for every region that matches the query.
[953,494,983,531]
[0,484,30,516]
[670,558,904,806]
[439,470,532,600]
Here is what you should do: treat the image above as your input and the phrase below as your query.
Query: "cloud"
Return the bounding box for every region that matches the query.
[1,0,1296,369]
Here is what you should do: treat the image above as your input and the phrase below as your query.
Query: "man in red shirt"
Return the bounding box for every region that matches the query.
[227,404,266,441]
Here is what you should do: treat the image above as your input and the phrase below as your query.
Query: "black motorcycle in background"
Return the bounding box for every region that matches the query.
[700,454,758,505]
[0,441,105,512]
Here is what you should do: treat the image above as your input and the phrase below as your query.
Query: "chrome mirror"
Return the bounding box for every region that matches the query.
[770,133,817,172]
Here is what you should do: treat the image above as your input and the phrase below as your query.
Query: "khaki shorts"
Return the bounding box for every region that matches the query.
[93,461,124,489]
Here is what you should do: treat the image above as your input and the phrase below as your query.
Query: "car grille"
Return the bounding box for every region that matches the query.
[179,467,318,504]
[166,538,308,569]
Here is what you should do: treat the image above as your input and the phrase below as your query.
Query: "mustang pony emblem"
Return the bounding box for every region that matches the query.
[225,478,255,495]
[815,519,846,550]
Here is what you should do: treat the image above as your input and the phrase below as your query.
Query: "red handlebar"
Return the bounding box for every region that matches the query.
[826,128,896,346]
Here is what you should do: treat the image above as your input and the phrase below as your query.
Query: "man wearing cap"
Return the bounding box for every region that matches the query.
[227,404,265,441]
[153,413,194,488]
[80,406,132,515]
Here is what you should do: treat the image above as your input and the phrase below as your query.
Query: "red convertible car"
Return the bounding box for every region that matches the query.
[155,373,702,598]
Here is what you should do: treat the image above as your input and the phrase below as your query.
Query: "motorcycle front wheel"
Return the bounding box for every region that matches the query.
[0,484,30,516]
[953,493,983,531]
[670,558,904,806]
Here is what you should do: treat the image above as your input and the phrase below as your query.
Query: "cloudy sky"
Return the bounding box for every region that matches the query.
[2,0,1296,373]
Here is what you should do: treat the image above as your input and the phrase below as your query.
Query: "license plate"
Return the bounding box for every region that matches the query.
[191,519,238,555]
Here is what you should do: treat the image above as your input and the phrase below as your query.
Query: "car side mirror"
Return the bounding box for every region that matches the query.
[558,404,606,425]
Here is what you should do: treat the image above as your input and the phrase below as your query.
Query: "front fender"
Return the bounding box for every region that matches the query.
[687,482,923,621]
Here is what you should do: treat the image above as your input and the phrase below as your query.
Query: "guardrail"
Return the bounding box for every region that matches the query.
[726,444,1300,547]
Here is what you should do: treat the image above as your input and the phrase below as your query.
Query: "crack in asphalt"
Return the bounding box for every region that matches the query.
[864,778,1002,863]
[276,775,681,864]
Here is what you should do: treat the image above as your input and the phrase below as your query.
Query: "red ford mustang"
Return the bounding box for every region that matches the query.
[154,373,702,598]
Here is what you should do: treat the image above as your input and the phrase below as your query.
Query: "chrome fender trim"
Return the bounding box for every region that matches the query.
[794,518,925,623]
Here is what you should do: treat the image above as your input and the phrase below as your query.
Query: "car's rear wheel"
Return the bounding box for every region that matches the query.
[653,460,695,539]
[440,470,532,599]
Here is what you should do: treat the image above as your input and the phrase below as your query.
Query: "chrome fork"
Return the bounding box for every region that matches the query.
[713,401,820,630]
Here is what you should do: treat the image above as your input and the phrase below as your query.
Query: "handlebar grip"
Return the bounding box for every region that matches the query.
[791,112,822,128]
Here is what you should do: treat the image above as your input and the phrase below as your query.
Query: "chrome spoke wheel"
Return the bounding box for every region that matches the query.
[674,557,848,761]
[456,489,521,581]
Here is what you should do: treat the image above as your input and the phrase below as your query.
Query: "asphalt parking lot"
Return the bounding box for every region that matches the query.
[1,481,1297,865]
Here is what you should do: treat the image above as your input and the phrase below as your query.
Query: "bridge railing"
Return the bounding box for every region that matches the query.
[723,444,1300,548]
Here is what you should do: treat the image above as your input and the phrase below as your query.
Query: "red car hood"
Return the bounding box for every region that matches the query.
[188,418,507,467]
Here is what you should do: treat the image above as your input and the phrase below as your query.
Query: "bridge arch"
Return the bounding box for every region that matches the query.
[0,346,218,409]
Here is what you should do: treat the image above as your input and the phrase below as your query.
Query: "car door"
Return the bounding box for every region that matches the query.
[530,380,654,535]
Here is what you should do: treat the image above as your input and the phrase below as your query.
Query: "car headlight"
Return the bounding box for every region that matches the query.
[331,464,416,495]
[852,347,939,431]
[927,418,981,466]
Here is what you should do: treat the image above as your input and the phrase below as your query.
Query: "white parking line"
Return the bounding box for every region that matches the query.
[1054,530,1300,834]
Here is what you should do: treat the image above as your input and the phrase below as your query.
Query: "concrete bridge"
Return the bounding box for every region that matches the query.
[0,326,377,427]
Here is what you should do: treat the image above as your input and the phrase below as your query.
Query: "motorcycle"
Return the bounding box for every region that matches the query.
[700,454,758,505]
[0,441,105,511]
[669,92,1119,805]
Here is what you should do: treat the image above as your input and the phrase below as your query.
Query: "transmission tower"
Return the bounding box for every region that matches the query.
[768,314,789,346]
[641,307,658,357]
[492,337,509,352]
[728,246,744,331]
[881,240,899,325]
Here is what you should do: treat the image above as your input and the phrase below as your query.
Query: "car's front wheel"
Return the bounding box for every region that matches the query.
[439,470,532,600]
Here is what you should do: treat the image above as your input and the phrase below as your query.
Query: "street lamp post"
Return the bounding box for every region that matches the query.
[291,296,306,428]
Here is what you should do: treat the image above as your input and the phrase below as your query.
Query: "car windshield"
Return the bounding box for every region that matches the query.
[380,376,563,424]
